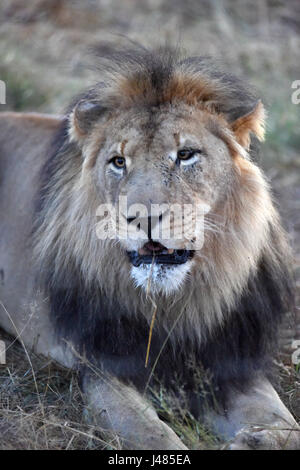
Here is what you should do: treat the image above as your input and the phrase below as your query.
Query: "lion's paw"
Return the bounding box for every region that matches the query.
[225,425,300,450]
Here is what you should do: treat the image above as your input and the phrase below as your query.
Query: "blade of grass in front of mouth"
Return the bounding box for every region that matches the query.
[145,254,158,368]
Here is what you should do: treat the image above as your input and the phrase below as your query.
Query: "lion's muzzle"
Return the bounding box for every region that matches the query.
[127,241,194,266]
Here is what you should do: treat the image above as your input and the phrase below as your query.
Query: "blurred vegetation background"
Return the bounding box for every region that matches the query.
[0,0,299,449]
[1,0,300,168]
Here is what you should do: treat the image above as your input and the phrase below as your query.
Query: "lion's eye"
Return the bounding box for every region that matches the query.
[177,149,194,160]
[111,156,126,169]
[176,148,201,165]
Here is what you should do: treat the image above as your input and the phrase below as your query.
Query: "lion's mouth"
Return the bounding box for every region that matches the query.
[127,241,194,267]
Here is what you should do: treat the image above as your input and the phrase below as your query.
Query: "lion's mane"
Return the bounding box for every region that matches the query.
[34,46,293,410]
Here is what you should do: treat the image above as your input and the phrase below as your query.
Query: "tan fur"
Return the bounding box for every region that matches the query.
[0,111,61,130]
[118,72,222,110]
[231,100,266,149]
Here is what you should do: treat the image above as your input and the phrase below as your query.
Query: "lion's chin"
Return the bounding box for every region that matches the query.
[130,260,193,295]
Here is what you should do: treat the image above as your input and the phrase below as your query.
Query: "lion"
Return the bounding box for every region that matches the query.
[0,46,299,450]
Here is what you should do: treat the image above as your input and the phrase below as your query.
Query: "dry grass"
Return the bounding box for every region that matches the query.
[0,330,112,450]
[0,0,299,449]
[0,329,221,450]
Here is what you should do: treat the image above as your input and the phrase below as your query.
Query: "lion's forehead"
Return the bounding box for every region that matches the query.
[103,107,220,158]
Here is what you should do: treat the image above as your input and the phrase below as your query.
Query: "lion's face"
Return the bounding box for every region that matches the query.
[88,104,235,294]
[66,54,265,298]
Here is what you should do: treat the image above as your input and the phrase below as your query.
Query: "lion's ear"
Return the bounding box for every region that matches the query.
[231,100,266,150]
[69,99,105,141]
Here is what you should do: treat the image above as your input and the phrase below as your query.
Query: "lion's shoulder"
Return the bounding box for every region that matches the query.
[0,111,63,172]
[0,111,63,144]
[0,111,62,128]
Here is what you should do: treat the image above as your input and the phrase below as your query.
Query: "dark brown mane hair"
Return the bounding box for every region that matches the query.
[84,44,258,120]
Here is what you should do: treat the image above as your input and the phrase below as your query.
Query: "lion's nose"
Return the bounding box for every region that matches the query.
[126,216,138,224]
[126,215,159,240]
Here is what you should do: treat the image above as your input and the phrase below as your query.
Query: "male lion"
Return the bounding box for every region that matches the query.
[0,47,299,450]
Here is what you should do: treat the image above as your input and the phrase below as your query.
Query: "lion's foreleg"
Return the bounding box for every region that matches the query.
[206,377,300,450]
[81,372,187,450]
